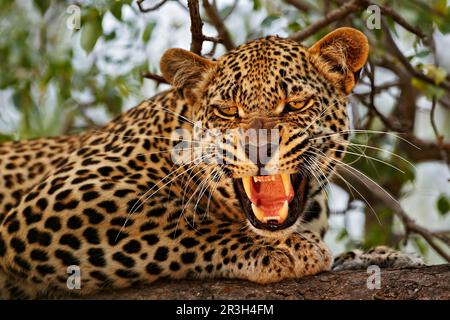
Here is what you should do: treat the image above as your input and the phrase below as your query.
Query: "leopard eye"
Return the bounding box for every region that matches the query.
[213,106,239,119]
[285,98,315,113]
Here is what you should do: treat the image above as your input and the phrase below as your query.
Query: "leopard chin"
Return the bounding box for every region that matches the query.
[233,173,309,231]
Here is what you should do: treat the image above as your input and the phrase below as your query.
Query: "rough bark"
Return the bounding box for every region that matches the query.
[88,264,450,300]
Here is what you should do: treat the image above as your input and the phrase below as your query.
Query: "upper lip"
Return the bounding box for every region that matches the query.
[233,173,309,231]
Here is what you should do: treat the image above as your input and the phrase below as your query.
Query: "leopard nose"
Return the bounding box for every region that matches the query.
[244,139,279,174]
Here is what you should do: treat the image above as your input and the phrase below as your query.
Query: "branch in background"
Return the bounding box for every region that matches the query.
[136,0,168,12]
[381,18,450,91]
[289,0,362,41]
[140,72,168,84]
[357,80,400,94]
[353,94,450,164]
[335,166,450,263]
[402,134,450,164]
[330,0,425,38]
[217,0,238,20]
[357,0,426,38]
[202,0,235,50]
[187,0,204,55]
[439,97,450,110]
[202,35,223,44]
[430,96,450,168]
[283,0,312,13]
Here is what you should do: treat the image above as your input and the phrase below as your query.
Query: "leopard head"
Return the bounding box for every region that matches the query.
[160,28,369,234]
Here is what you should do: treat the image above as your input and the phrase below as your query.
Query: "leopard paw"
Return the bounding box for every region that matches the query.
[242,232,333,284]
[332,246,425,271]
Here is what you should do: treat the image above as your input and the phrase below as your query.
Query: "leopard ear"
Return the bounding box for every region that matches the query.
[160,48,215,89]
[308,27,369,94]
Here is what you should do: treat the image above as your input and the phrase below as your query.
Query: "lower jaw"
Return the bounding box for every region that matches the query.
[233,174,309,232]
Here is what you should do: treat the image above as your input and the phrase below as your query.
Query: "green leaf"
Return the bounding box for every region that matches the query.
[414,50,430,59]
[34,0,50,15]
[287,21,301,33]
[261,14,280,28]
[253,0,261,11]
[80,17,102,54]
[421,64,448,84]
[142,22,156,43]
[336,229,348,241]
[437,194,450,215]
[104,30,117,41]
[411,78,445,99]
[432,0,448,14]
[412,237,428,256]
[219,5,235,19]
[110,2,122,21]
[0,133,13,142]
[436,7,450,35]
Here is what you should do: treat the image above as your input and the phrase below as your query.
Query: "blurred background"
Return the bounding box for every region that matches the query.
[0,0,449,264]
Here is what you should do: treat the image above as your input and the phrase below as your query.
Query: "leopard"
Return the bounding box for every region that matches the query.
[0,27,423,299]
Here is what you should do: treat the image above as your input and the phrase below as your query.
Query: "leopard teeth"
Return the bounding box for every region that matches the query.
[281,174,291,197]
[251,200,289,223]
[251,203,265,221]
[242,176,252,200]
[253,176,275,182]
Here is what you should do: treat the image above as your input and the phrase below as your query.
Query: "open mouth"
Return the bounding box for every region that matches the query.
[233,173,309,231]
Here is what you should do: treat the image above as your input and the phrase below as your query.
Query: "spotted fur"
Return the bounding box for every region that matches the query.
[0,28,421,299]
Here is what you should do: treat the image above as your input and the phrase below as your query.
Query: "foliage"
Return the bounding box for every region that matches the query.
[0,0,147,138]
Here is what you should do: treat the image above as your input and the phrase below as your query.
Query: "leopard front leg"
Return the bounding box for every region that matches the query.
[219,230,333,284]
[143,214,333,284]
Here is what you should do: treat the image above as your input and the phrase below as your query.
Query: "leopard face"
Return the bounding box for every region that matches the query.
[161,29,369,235]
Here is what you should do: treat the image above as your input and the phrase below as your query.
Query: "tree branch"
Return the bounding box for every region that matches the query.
[381,18,450,91]
[283,0,312,13]
[136,0,168,12]
[88,265,450,300]
[359,0,426,38]
[202,0,235,50]
[289,0,363,41]
[334,166,450,263]
[187,0,204,55]
[140,72,169,84]
[430,96,450,168]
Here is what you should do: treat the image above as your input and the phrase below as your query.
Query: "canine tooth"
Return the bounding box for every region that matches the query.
[242,177,252,199]
[251,203,265,221]
[281,174,291,196]
[278,200,289,222]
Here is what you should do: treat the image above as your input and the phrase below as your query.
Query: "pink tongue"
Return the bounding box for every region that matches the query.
[251,176,287,216]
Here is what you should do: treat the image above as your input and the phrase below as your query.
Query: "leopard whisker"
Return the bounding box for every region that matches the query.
[150,105,196,125]
[343,142,416,170]
[310,129,420,149]
[127,153,216,219]
[305,148,382,225]
[175,163,221,236]
[325,148,405,173]
[116,153,218,241]
[203,169,225,221]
